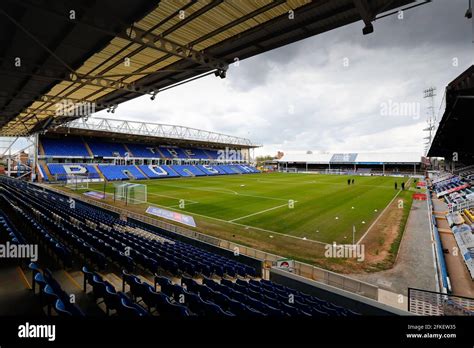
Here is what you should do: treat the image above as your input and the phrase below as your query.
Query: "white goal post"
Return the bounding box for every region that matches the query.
[114,182,147,205]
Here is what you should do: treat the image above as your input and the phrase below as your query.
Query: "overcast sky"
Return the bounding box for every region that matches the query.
[76,0,474,154]
[44,1,474,157]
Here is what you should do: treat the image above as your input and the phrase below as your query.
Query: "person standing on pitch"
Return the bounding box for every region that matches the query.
[401,182,405,190]
[395,182,398,190]
[348,179,350,185]
[352,179,354,185]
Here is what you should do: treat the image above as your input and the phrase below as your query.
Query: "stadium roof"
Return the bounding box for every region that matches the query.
[278,152,333,164]
[44,116,259,148]
[428,65,474,164]
[278,152,422,164]
[0,0,416,136]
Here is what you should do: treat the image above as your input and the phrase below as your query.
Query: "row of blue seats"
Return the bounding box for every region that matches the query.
[0,192,73,267]
[4,179,255,280]
[0,206,26,244]
[98,165,147,180]
[25,181,256,277]
[41,137,221,159]
[29,263,84,316]
[47,163,100,179]
[82,267,150,317]
[2,178,359,316]
[5,186,111,270]
[43,163,260,181]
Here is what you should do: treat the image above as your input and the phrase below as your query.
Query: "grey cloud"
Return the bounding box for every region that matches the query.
[98,0,473,158]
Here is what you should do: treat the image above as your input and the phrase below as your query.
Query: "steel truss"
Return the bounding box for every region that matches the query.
[62,117,259,147]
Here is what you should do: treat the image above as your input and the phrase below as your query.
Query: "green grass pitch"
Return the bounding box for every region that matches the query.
[86,172,402,245]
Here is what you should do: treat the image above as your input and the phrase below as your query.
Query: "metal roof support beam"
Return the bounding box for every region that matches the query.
[122,26,228,72]
[4,0,228,72]
[0,68,158,97]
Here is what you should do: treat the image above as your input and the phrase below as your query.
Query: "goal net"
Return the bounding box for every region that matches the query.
[114,182,147,205]
[65,174,90,190]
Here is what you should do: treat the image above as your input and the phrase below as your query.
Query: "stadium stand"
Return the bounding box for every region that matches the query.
[171,165,207,177]
[98,165,147,181]
[428,171,474,282]
[41,137,90,158]
[182,148,210,160]
[0,176,362,317]
[138,165,180,178]
[47,164,100,181]
[40,163,260,182]
[205,149,220,159]
[452,224,474,279]
[88,141,127,158]
[39,137,253,165]
[159,147,190,159]
[124,144,162,158]
[196,165,221,175]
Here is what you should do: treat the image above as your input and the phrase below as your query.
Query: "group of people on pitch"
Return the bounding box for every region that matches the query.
[346,178,406,190]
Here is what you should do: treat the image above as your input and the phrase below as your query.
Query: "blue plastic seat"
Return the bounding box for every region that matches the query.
[103,285,120,315]
[117,297,148,317]
[29,262,41,291]
[91,275,107,302]
[43,285,58,315]
[55,299,73,316]
[34,272,47,295]
[163,297,190,317]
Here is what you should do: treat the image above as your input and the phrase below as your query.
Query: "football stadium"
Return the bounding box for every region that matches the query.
[0,0,473,345]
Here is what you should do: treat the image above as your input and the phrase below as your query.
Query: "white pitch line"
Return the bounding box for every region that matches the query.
[199,186,239,195]
[168,201,200,208]
[356,178,413,245]
[256,178,394,188]
[228,220,327,245]
[145,181,290,202]
[146,191,199,204]
[229,202,296,222]
[143,201,326,245]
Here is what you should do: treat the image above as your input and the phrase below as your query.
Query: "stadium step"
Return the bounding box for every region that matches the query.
[204,149,214,160]
[38,140,46,156]
[154,147,167,158]
[134,165,148,179]
[123,144,134,157]
[0,265,43,315]
[39,162,54,182]
[53,269,105,316]
[93,164,106,180]
[82,138,95,157]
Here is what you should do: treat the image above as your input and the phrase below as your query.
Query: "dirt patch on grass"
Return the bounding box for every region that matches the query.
[316,188,413,274]
[351,197,404,269]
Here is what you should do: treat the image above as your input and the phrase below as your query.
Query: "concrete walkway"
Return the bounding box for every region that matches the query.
[349,199,438,297]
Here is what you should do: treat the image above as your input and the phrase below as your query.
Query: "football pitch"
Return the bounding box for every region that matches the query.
[83,172,405,247]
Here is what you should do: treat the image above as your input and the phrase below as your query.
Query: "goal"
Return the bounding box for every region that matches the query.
[65,174,89,190]
[114,182,147,205]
